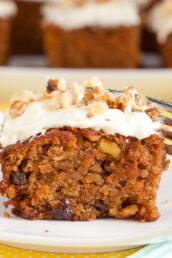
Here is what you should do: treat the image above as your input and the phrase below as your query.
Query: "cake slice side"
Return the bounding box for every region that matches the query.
[0,77,169,221]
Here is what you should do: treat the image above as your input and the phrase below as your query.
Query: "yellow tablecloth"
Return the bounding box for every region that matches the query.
[0,102,142,257]
[0,244,141,258]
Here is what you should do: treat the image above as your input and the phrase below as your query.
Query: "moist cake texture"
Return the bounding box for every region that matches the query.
[0,77,169,221]
[42,0,141,68]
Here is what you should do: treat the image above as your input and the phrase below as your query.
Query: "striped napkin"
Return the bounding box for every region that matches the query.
[129,242,172,258]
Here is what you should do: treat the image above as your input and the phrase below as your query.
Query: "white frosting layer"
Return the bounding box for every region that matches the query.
[0,1,17,17]
[0,101,161,148]
[147,2,172,43]
[42,0,140,30]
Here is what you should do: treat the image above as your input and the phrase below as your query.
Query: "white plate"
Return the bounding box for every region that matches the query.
[0,68,171,253]
[0,156,171,253]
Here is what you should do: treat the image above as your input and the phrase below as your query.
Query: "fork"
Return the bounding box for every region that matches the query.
[109,89,172,155]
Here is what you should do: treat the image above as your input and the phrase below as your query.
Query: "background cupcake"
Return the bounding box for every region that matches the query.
[11,0,46,54]
[42,0,141,68]
[0,0,17,65]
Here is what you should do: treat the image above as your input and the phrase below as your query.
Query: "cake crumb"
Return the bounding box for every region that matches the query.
[87,112,94,118]
[164,200,169,204]
[4,211,10,218]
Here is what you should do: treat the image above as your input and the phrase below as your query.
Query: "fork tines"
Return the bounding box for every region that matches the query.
[109,89,172,141]
[147,97,172,113]
[142,98,172,141]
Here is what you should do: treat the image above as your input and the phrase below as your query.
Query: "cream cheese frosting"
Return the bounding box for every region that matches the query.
[0,77,161,148]
[0,102,161,148]
[42,0,140,30]
[0,1,17,17]
[147,0,172,43]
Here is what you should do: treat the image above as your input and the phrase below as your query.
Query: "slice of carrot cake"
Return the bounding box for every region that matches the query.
[0,77,169,221]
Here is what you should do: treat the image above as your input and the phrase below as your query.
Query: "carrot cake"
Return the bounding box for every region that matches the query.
[139,0,161,52]
[0,0,17,65]
[11,0,45,54]
[42,0,141,68]
[0,77,169,221]
[146,0,172,66]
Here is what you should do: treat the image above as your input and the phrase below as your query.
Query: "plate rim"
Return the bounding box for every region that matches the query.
[0,219,171,248]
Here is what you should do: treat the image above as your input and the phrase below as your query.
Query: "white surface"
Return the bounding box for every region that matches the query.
[0,156,171,253]
[42,0,140,30]
[147,1,172,43]
[0,1,17,17]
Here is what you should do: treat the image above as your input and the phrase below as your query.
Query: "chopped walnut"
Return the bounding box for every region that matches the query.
[87,102,108,115]
[72,83,84,104]
[98,138,121,159]
[87,112,94,118]
[83,76,103,89]
[116,205,139,219]
[163,0,172,15]
[57,78,66,91]
[9,90,37,118]
[10,90,36,105]
[47,79,58,93]
[10,101,28,118]
[61,0,74,7]
[8,76,156,121]
[60,90,73,108]
[50,91,62,106]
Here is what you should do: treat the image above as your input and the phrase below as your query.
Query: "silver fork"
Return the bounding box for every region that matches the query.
[109,89,172,155]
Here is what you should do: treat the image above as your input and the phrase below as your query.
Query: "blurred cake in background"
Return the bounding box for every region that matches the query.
[141,0,162,52]
[42,0,141,68]
[147,0,172,67]
[0,0,16,65]
[11,0,45,54]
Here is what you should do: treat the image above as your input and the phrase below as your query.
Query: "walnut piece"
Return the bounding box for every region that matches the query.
[57,78,66,91]
[163,0,172,15]
[116,205,139,219]
[98,138,121,159]
[83,77,103,89]
[10,90,36,105]
[47,79,58,93]
[87,102,108,115]
[60,91,73,108]
[10,101,28,118]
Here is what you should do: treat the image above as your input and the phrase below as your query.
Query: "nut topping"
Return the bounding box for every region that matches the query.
[98,138,121,159]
